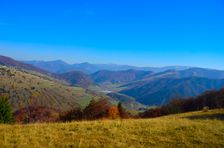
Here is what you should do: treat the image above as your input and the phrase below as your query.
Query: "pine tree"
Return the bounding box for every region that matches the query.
[0,96,14,124]
[118,102,129,119]
[118,102,123,113]
[83,99,96,119]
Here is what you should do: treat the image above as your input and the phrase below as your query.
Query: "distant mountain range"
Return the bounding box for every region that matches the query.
[2,54,224,108]
[25,60,191,74]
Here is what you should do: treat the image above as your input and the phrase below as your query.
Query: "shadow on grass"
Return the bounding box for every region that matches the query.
[185,113,224,121]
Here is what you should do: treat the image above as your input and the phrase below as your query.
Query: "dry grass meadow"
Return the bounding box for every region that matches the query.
[0,109,223,147]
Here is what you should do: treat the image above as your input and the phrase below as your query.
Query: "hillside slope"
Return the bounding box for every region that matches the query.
[0,65,99,111]
[0,109,223,147]
[0,55,50,75]
[58,71,93,88]
[107,92,145,110]
[144,68,224,80]
[120,77,224,106]
[25,60,72,74]
[91,70,152,84]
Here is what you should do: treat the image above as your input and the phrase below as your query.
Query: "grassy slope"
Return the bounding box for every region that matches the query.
[0,66,99,111]
[0,109,223,147]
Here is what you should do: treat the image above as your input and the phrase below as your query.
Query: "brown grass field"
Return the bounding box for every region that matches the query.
[0,109,223,147]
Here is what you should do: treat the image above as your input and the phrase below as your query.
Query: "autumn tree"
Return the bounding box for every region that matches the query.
[108,106,119,119]
[14,106,60,123]
[60,108,83,122]
[83,98,110,120]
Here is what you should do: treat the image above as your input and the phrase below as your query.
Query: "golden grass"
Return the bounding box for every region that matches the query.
[0,109,224,148]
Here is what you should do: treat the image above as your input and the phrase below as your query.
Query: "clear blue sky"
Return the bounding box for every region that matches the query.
[0,0,224,69]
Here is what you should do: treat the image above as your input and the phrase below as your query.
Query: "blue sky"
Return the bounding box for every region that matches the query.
[0,0,224,69]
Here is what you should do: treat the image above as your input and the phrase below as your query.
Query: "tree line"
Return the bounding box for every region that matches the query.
[1,88,224,124]
[140,88,224,118]
[60,98,130,122]
[0,96,130,123]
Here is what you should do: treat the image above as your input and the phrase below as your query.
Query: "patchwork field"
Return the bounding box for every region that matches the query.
[0,109,223,147]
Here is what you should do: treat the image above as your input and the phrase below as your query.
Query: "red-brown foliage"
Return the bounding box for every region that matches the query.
[140,108,162,118]
[60,99,132,121]
[14,106,60,123]
[83,98,111,120]
[108,106,119,119]
[60,108,83,122]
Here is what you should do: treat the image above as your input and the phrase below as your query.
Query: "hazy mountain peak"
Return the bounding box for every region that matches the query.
[23,59,193,74]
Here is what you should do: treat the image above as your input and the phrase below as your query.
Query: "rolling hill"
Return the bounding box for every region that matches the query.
[0,55,50,75]
[3,55,224,108]
[0,65,99,112]
[25,60,73,74]
[57,71,93,88]
[56,67,224,107]
[107,92,145,110]
[0,109,223,147]
[91,69,152,84]
[120,77,224,106]
[143,68,224,80]
[0,64,143,114]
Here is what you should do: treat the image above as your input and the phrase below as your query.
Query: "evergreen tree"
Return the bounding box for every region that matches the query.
[118,102,123,114]
[118,102,129,118]
[0,96,14,124]
[83,99,96,119]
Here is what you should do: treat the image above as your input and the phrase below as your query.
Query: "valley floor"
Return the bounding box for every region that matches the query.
[0,109,224,148]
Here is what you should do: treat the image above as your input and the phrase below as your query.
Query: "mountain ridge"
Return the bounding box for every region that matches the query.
[24,60,191,74]
[120,77,224,106]
[2,54,224,108]
[91,69,153,85]
[0,55,50,75]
